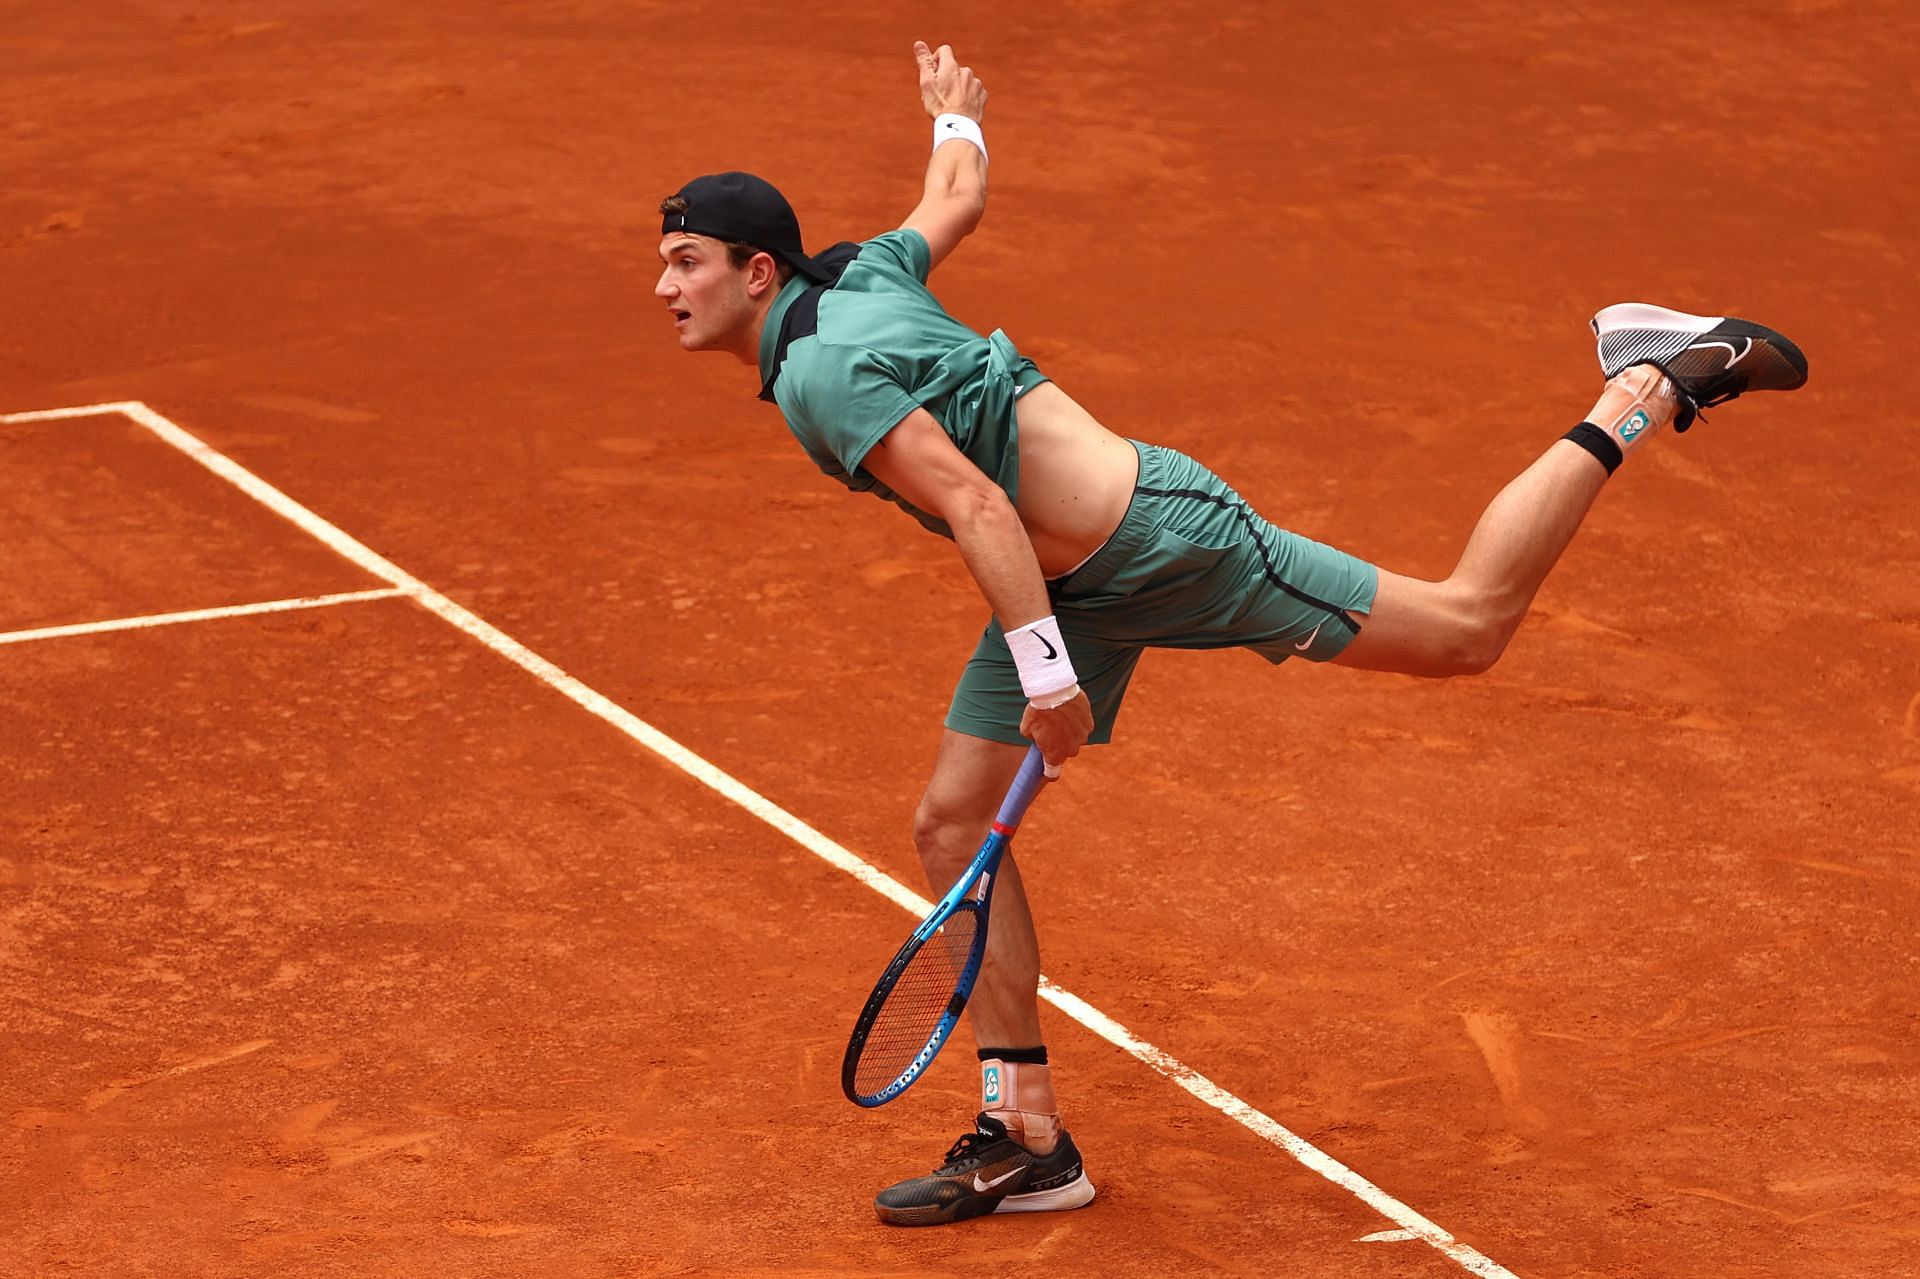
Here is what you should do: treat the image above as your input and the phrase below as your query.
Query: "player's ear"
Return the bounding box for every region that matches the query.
[750,250,780,297]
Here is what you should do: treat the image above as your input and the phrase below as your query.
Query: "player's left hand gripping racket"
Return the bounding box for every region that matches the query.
[841,746,1056,1107]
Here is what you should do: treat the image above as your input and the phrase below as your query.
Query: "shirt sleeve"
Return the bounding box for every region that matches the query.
[776,340,922,478]
[857,229,932,284]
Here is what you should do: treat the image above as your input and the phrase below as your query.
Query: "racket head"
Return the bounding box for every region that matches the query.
[840,842,1004,1107]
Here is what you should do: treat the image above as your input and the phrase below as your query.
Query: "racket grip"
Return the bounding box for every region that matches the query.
[995,746,1055,830]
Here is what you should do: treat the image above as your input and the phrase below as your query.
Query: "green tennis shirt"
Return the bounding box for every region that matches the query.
[758,228,1049,539]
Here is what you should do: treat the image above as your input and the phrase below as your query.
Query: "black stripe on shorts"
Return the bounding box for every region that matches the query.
[1134,485,1361,635]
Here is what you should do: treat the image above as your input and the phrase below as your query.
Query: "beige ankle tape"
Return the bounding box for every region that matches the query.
[981,1059,1060,1148]
[1594,367,1678,453]
[981,1059,1057,1113]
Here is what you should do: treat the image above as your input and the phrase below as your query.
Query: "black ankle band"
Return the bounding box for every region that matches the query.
[1562,422,1622,475]
[978,1045,1048,1065]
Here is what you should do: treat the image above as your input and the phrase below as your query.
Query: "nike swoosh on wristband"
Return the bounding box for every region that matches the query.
[973,1167,1024,1193]
[1034,633,1059,660]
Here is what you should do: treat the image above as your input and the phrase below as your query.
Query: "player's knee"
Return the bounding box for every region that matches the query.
[1452,635,1505,675]
[911,799,977,875]
[1450,592,1525,675]
[1418,585,1519,676]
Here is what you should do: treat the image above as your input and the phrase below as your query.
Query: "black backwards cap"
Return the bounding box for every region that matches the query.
[662,172,832,283]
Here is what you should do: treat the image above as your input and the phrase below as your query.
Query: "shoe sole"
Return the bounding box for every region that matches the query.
[874,1172,1096,1227]
[1591,302,1809,393]
[995,1173,1097,1214]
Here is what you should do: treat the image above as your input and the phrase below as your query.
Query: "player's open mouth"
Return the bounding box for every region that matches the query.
[670,309,690,326]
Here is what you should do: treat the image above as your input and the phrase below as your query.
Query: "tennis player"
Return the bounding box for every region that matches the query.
[653,41,1807,1226]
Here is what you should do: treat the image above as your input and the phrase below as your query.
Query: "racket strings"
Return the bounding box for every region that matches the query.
[852,911,980,1094]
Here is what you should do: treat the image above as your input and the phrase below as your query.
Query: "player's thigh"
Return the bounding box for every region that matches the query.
[1331,568,1479,676]
[944,619,1143,748]
[918,729,1030,835]
[1214,526,1377,663]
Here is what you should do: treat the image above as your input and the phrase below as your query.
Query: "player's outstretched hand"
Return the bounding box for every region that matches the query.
[1019,690,1093,771]
[914,40,986,122]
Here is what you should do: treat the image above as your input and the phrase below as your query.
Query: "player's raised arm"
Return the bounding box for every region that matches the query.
[901,40,989,275]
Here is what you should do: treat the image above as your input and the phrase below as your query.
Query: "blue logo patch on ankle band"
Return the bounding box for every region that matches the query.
[983,1065,1001,1105]
[1620,409,1650,442]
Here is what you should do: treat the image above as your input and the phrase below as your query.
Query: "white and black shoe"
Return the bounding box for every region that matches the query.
[1591,303,1808,431]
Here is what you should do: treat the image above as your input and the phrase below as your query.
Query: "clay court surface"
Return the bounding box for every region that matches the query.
[5,4,1918,1277]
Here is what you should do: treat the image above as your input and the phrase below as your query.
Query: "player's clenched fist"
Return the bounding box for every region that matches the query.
[1019,689,1093,770]
[914,40,986,122]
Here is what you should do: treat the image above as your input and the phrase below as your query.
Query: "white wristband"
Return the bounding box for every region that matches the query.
[1028,681,1082,712]
[933,113,987,162]
[1006,615,1076,701]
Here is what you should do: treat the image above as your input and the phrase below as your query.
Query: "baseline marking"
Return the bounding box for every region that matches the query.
[0,589,404,647]
[1,401,1521,1279]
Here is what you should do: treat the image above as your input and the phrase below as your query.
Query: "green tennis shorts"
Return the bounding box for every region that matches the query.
[946,440,1379,746]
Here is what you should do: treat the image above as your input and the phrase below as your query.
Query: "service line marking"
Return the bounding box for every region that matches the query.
[0,401,1521,1279]
[0,588,405,647]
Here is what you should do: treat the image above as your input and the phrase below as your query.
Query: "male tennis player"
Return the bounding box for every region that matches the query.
[653,41,1807,1226]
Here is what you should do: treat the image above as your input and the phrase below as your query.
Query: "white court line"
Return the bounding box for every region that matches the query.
[0,589,404,647]
[1,401,1521,1279]
[2,404,141,423]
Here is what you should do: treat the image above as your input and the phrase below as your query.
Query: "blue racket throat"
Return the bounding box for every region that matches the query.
[841,747,1056,1108]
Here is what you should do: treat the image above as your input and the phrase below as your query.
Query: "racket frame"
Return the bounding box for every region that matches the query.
[841,746,1053,1107]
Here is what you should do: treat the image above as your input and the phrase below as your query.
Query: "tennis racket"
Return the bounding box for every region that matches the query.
[841,745,1056,1108]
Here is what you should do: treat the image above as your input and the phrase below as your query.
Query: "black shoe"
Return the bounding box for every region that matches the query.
[1591,302,1808,431]
[873,1113,1095,1226]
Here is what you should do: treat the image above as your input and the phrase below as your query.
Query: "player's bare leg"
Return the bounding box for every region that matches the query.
[879,728,1093,1224]
[1336,366,1677,676]
[913,728,1059,1149]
